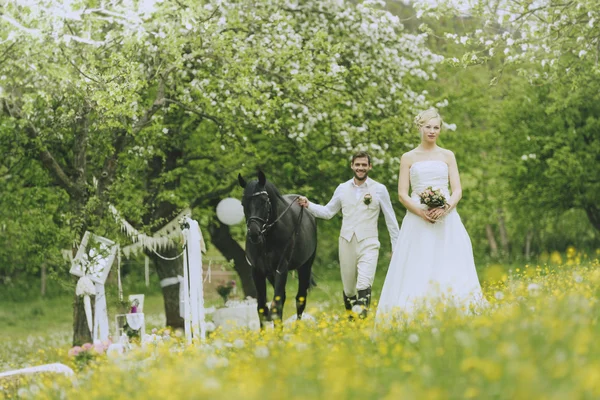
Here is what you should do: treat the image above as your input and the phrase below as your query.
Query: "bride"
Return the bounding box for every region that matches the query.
[376,108,485,321]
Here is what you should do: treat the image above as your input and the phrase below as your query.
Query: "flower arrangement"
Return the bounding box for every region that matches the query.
[178,214,191,230]
[418,186,448,209]
[216,280,237,304]
[68,340,111,368]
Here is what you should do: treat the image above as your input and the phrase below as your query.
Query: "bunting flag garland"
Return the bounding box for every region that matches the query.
[108,205,206,257]
[65,206,207,346]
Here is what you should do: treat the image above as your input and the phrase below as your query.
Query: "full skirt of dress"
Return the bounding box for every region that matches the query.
[376,208,485,321]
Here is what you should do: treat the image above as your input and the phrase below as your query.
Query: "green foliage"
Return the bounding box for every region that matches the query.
[0,0,441,282]
[499,65,600,232]
[1,0,597,288]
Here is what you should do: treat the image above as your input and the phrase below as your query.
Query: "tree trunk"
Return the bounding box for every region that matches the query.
[208,220,257,298]
[71,196,91,346]
[72,291,94,346]
[150,248,184,329]
[497,208,510,257]
[485,224,499,258]
[584,205,600,231]
[524,229,534,260]
[40,263,47,297]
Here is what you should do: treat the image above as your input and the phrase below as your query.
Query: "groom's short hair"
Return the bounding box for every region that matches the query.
[351,151,371,165]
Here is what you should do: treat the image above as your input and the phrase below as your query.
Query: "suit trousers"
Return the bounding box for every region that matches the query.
[338,234,381,297]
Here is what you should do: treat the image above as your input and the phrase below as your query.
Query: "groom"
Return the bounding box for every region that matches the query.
[298,151,399,318]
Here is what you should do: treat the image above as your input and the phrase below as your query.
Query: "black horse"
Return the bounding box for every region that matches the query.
[238,171,317,326]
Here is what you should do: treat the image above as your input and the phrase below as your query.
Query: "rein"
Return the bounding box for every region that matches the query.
[274,205,304,275]
[246,191,300,235]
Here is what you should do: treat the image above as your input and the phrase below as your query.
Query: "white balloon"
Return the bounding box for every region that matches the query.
[216,198,244,225]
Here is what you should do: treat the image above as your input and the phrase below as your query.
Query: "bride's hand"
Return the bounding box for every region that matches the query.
[428,205,449,221]
[419,209,436,223]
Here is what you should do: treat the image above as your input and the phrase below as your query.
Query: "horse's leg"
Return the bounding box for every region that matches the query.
[296,251,316,320]
[270,266,288,324]
[252,267,270,327]
[266,272,275,288]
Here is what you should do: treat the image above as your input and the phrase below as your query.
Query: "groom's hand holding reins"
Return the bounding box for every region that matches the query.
[297,196,309,208]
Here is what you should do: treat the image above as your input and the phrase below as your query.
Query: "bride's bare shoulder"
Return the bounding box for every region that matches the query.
[435,147,455,160]
[400,150,417,163]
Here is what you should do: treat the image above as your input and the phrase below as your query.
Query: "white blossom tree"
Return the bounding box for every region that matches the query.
[416,0,600,83]
[1,0,441,343]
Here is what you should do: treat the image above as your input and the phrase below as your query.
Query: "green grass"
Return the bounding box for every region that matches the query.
[0,251,539,343]
[0,250,585,370]
[3,257,600,399]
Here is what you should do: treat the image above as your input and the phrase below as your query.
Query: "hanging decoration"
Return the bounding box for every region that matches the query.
[69,231,117,342]
[109,205,205,258]
[65,206,208,346]
[181,217,206,344]
[216,198,244,225]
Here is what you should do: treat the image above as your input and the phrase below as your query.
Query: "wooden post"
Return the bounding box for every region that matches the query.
[485,224,499,258]
[498,208,510,257]
[41,263,47,297]
[525,229,534,261]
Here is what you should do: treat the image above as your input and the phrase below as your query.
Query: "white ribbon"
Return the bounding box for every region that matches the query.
[93,283,110,342]
[160,276,180,287]
[75,276,109,342]
[145,256,150,287]
[117,245,123,302]
[76,277,95,334]
[182,218,206,344]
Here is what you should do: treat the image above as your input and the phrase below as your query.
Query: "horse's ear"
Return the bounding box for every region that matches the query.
[238,173,246,188]
[258,170,266,186]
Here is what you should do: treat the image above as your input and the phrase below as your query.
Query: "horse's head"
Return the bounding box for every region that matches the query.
[238,171,271,244]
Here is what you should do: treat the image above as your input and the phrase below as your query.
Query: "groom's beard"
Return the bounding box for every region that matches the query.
[354,171,368,182]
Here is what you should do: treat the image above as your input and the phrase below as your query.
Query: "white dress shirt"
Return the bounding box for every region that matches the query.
[307,177,400,248]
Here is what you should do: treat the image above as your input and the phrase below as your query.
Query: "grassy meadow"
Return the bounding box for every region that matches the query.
[1,249,600,399]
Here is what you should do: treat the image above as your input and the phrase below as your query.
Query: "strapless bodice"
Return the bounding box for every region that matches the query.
[409,160,450,202]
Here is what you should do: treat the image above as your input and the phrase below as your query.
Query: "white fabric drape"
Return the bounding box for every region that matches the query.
[75,277,109,342]
[182,218,206,344]
[0,363,74,379]
[125,313,145,330]
[93,283,110,342]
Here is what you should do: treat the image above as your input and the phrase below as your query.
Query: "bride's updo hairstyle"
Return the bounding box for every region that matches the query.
[413,108,443,129]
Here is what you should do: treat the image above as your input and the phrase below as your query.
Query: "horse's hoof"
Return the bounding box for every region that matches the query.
[284,313,315,327]
[261,321,275,330]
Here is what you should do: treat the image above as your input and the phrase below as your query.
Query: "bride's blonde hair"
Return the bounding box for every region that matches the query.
[413,108,443,129]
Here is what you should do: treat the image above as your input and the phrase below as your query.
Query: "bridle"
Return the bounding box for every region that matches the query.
[245,190,301,242]
[245,191,271,240]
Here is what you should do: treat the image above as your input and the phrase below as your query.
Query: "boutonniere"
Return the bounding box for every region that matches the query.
[363,193,372,206]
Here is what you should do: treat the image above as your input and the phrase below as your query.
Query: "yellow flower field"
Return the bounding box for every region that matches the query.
[3,256,600,399]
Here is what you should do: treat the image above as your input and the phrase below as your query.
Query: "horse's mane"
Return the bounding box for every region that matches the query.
[244,179,286,203]
[264,181,286,202]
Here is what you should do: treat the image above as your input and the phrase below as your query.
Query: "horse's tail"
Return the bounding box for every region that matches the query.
[309,272,317,289]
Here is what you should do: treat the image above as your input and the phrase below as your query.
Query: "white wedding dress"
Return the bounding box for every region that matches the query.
[376,160,485,321]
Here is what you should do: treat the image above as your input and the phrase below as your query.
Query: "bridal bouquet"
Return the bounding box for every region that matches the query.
[418,186,447,209]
